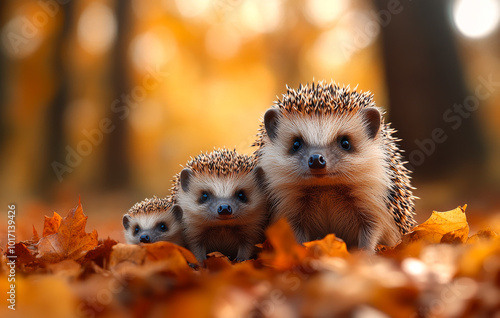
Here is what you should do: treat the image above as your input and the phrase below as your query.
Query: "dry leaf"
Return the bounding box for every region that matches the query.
[414,205,468,235]
[37,201,98,263]
[304,234,349,258]
[42,212,62,237]
[400,206,469,246]
[259,218,307,270]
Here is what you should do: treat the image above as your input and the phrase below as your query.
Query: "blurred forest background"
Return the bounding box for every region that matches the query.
[1,0,500,243]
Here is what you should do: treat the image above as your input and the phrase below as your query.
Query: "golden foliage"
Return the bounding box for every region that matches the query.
[2,201,500,317]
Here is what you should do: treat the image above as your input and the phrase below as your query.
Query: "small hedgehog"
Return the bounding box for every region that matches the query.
[254,81,416,250]
[122,196,184,245]
[172,149,267,262]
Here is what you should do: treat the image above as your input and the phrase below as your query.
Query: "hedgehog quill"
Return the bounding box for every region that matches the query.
[254,81,416,250]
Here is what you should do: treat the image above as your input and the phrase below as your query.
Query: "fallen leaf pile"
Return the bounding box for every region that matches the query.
[2,202,500,318]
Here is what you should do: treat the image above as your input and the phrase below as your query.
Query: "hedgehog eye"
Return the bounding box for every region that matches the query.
[200,192,210,203]
[236,190,247,203]
[291,138,302,152]
[158,222,168,232]
[134,225,140,235]
[339,136,351,151]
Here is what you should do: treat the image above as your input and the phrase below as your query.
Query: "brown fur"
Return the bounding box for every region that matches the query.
[172,149,267,262]
[254,82,416,250]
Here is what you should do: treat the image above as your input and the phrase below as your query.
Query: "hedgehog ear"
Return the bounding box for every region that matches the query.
[180,168,193,192]
[264,108,280,141]
[171,205,183,222]
[362,107,381,139]
[122,214,131,230]
[253,166,266,188]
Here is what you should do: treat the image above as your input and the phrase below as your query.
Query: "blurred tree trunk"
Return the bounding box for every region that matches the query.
[374,0,485,180]
[42,1,74,190]
[0,2,6,152]
[103,0,131,189]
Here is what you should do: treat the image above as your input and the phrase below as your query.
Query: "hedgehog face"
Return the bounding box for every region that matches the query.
[261,107,388,187]
[122,206,183,244]
[177,167,265,225]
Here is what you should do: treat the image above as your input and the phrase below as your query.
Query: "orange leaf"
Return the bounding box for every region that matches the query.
[441,225,469,244]
[467,229,499,244]
[81,238,118,268]
[31,225,39,242]
[401,206,468,245]
[304,234,349,258]
[13,243,37,266]
[259,218,307,269]
[42,212,62,237]
[37,201,98,263]
[413,205,467,235]
[144,241,198,265]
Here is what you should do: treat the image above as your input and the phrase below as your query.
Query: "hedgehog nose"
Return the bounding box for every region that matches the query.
[308,154,326,170]
[140,234,151,243]
[217,204,232,215]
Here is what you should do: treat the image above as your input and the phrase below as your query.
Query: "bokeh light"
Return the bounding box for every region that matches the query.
[1,15,44,59]
[239,0,284,34]
[305,0,347,27]
[175,0,211,18]
[452,0,500,38]
[77,2,117,54]
[129,27,178,71]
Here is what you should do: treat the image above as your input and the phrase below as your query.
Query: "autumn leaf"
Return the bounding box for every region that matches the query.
[31,225,39,242]
[401,205,469,245]
[37,201,98,263]
[259,218,307,269]
[13,242,37,266]
[81,238,117,269]
[415,205,468,234]
[304,234,349,258]
[466,229,499,244]
[109,243,147,268]
[42,212,62,237]
[144,241,198,265]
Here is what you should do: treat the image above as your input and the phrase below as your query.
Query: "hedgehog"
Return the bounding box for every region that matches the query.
[253,81,416,250]
[171,149,267,262]
[122,196,184,245]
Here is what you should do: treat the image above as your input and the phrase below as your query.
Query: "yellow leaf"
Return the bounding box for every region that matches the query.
[413,205,468,235]
[304,234,349,258]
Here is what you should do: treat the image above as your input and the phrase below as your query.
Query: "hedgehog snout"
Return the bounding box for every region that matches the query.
[217,204,232,216]
[308,154,326,170]
[140,234,151,243]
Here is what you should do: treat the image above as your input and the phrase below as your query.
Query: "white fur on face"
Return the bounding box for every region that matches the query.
[260,111,390,187]
[177,171,266,227]
[123,211,183,245]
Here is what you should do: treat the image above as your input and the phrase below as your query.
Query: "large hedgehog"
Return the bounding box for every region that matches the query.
[171,149,267,262]
[254,81,416,250]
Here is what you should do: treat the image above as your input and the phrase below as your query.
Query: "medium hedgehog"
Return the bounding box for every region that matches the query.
[122,196,184,245]
[254,81,416,250]
[172,149,267,262]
